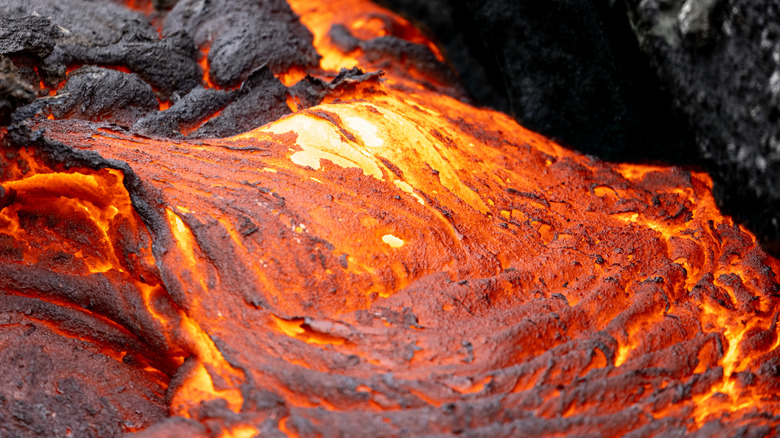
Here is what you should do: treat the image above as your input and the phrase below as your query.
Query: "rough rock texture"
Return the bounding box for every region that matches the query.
[0,298,169,438]
[0,56,35,125]
[0,0,201,99]
[133,87,236,138]
[622,0,780,256]
[390,0,779,256]
[374,0,510,112]
[52,66,159,125]
[191,67,291,138]
[164,0,320,88]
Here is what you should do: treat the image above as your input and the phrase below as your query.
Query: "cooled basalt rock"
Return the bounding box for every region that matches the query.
[0,56,36,125]
[52,66,159,125]
[406,0,780,256]
[622,0,780,257]
[164,0,321,88]
[190,67,291,138]
[0,0,201,99]
[133,87,237,138]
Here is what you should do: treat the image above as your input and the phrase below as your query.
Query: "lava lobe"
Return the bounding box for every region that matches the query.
[1,0,780,437]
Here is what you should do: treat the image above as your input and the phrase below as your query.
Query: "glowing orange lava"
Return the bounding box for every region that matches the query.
[1,0,780,436]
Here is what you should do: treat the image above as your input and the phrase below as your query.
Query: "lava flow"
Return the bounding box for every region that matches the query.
[1,0,780,437]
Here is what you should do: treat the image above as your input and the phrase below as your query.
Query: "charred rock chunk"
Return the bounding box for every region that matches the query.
[164,0,320,88]
[0,56,35,125]
[0,296,168,438]
[0,0,201,99]
[134,87,236,138]
[329,25,461,94]
[623,0,780,255]
[0,0,155,47]
[52,66,158,125]
[288,67,385,109]
[0,16,62,59]
[191,67,290,138]
[45,31,201,99]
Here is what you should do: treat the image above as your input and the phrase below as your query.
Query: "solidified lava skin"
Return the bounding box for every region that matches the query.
[1,1,780,437]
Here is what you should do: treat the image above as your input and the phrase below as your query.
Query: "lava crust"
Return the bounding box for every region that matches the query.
[1,0,780,437]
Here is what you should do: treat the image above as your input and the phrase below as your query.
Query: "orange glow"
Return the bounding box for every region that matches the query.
[288,0,444,74]
[198,45,217,89]
[277,66,309,87]
[3,0,780,436]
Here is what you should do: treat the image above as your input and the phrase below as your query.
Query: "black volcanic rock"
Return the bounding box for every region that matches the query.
[0,56,35,125]
[462,0,696,163]
[47,30,202,99]
[0,0,201,99]
[191,67,290,138]
[134,87,236,138]
[164,0,320,88]
[0,16,62,59]
[623,0,780,255]
[327,23,464,97]
[52,66,158,125]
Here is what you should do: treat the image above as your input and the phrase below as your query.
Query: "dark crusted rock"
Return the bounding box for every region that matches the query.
[288,67,385,109]
[0,296,168,438]
[191,67,290,138]
[134,87,236,138]
[0,15,64,91]
[164,0,320,88]
[0,0,152,47]
[462,0,697,163]
[328,24,463,97]
[52,66,158,125]
[375,0,510,113]
[624,0,780,255]
[0,16,62,59]
[0,0,201,99]
[46,30,202,99]
[289,75,330,109]
[0,56,35,125]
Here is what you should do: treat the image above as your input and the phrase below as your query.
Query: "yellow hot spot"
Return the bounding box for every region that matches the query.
[593,186,617,197]
[272,315,306,337]
[291,150,323,169]
[614,164,663,181]
[219,425,259,438]
[382,234,404,248]
[271,315,346,345]
[166,209,209,294]
[169,361,244,417]
[345,116,383,147]
[394,179,425,204]
[262,114,383,178]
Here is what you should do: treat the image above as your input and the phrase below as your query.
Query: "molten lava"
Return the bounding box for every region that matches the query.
[1,0,780,437]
